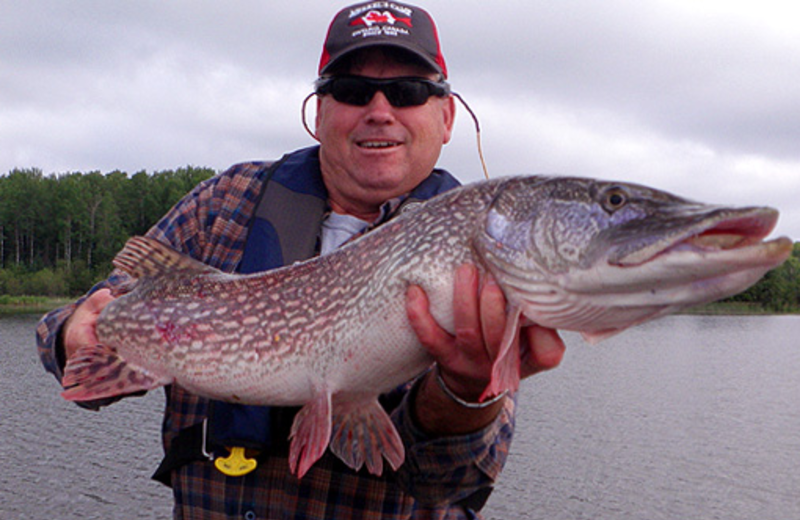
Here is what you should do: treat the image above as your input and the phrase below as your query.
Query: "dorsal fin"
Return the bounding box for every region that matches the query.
[113,236,220,279]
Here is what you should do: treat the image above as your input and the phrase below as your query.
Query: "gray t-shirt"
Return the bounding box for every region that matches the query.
[319,212,370,256]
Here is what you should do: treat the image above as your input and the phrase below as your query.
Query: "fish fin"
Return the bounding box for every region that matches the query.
[481,305,523,401]
[61,343,171,401]
[329,395,405,476]
[580,329,621,344]
[289,391,332,478]
[109,276,139,297]
[112,236,220,279]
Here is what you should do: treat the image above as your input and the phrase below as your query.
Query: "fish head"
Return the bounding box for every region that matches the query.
[475,176,793,342]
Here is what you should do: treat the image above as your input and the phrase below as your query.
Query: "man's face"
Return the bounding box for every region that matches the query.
[315,49,456,218]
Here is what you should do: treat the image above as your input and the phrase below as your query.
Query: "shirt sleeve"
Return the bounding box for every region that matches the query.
[390,376,516,508]
[36,292,83,381]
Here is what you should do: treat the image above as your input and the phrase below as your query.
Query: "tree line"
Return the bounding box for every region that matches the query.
[0,167,215,296]
[0,167,798,312]
[724,241,799,312]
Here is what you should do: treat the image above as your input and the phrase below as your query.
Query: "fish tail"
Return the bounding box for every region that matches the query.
[61,343,171,402]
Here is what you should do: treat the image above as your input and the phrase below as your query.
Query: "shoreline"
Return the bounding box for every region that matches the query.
[0,297,72,316]
[1,296,796,317]
[683,301,799,316]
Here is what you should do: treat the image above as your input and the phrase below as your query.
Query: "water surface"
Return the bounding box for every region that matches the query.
[2,314,798,519]
[485,314,800,519]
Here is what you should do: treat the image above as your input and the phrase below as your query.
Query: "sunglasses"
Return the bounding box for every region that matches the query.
[314,75,451,108]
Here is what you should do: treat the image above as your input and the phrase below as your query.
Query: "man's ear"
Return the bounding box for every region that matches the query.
[442,95,456,144]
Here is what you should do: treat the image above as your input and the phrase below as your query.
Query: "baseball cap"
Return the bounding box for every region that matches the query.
[318,2,448,78]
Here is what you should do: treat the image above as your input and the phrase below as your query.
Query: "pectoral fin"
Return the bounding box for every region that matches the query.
[481,304,522,401]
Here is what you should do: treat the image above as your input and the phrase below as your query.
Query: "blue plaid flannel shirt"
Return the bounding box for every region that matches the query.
[36,148,516,519]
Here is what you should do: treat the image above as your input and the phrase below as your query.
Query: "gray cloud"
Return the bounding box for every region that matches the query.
[1,0,798,239]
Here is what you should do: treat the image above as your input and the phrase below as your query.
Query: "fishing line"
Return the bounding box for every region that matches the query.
[301,90,491,180]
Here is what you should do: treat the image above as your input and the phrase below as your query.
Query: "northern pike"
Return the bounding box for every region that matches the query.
[61,175,792,477]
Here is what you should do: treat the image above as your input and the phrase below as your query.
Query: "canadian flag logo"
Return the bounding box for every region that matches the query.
[351,10,413,28]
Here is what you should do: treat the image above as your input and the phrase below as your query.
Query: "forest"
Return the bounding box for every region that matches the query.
[0,167,798,312]
[0,167,215,296]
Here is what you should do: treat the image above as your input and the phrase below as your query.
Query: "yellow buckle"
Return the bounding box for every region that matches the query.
[214,447,257,477]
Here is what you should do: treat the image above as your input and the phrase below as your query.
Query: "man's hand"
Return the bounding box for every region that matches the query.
[61,288,115,361]
[519,320,566,379]
[405,264,565,436]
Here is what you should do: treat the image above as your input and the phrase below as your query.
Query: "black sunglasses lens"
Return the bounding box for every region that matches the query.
[328,78,374,106]
[383,81,430,107]
[321,77,446,107]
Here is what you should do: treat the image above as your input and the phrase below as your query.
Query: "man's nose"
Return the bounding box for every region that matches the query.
[363,91,396,124]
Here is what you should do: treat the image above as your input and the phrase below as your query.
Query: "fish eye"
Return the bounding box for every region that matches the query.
[602,188,628,212]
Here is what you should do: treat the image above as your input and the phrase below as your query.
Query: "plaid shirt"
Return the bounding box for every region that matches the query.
[37,147,516,519]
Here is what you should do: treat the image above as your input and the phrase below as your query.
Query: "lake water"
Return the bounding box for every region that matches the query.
[1,313,798,519]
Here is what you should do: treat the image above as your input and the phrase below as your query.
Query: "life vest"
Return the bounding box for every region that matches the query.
[207,146,460,467]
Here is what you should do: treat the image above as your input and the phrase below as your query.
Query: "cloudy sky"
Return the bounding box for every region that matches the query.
[2,0,798,240]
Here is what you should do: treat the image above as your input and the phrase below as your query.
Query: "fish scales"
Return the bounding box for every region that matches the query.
[119,183,485,399]
[61,175,792,477]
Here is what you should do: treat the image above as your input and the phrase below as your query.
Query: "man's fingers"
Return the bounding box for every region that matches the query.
[520,324,566,378]
[451,264,481,345]
[406,284,454,360]
[63,288,115,358]
[86,288,115,312]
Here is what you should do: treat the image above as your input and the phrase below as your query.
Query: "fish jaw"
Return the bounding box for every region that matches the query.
[565,237,790,342]
[606,206,784,267]
[561,207,792,302]
[496,233,790,341]
[476,178,793,341]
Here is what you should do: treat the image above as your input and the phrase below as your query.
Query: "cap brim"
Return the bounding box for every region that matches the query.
[320,41,444,77]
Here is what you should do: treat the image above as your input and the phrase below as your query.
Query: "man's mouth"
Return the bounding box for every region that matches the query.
[358,140,400,149]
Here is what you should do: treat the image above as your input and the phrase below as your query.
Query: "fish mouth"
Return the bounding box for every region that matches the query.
[612,207,790,267]
[535,206,791,341]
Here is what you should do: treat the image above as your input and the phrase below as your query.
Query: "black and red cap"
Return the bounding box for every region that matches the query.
[319,2,448,78]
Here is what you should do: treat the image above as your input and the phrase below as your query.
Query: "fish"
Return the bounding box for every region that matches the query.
[61,175,792,477]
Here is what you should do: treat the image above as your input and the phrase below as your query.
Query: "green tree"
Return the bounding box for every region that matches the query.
[1,165,215,296]
[0,168,45,267]
[725,242,800,312]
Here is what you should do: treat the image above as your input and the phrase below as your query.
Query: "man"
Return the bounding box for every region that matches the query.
[37,3,565,518]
